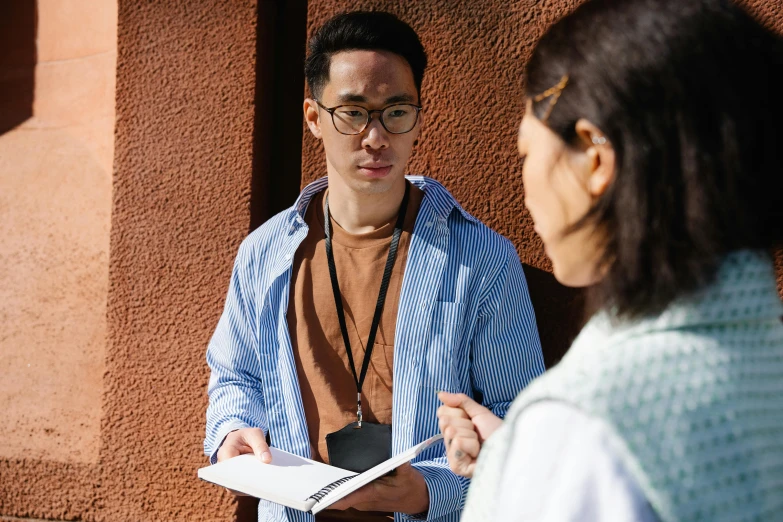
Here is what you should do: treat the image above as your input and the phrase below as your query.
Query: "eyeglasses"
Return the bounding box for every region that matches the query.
[315,100,422,135]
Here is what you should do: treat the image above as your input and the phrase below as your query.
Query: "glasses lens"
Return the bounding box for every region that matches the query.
[331,105,368,134]
[382,104,418,134]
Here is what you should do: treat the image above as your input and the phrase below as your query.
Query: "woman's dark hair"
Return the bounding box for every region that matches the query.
[304,11,427,99]
[527,0,783,318]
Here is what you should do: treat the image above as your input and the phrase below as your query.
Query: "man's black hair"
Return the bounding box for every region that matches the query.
[304,11,427,99]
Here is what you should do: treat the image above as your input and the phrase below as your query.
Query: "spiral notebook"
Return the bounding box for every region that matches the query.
[198,434,443,514]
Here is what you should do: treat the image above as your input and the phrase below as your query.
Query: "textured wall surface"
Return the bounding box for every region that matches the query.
[0,0,116,518]
[2,0,258,521]
[96,1,259,521]
[0,0,115,464]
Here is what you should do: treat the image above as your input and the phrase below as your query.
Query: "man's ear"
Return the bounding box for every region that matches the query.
[304,98,322,140]
[574,118,616,198]
[415,109,424,135]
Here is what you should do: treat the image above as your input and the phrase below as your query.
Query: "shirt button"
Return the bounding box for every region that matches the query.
[420,300,428,310]
[284,254,291,261]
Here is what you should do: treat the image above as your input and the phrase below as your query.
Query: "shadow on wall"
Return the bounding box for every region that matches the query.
[239,2,309,518]
[0,2,36,135]
[250,0,309,232]
[523,263,586,369]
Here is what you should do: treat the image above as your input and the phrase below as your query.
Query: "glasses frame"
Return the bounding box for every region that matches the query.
[314,100,423,135]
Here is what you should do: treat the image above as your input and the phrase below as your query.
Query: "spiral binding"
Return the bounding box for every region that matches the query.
[307,475,357,503]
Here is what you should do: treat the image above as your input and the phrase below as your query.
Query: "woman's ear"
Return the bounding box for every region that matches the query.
[303,99,322,140]
[575,118,616,197]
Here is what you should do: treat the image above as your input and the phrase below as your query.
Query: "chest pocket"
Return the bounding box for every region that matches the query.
[424,301,465,392]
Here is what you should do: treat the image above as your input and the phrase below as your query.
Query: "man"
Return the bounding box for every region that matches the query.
[204,11,544,522]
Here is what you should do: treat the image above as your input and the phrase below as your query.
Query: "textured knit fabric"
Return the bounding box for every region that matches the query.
[463,250,783,522]
[205,176,545,522]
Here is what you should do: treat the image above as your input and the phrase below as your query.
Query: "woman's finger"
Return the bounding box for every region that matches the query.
[447,442,478,478]
[439,414,476,434]
[449,432,481,460]
[437,404,470,420]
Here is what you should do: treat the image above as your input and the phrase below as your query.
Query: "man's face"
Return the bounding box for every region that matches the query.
[304,50,422,195]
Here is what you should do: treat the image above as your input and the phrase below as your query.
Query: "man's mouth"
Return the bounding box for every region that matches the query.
[357,164,393,178]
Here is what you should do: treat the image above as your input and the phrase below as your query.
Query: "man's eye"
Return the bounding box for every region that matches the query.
[339,110,364,118]
[388,109,408,118]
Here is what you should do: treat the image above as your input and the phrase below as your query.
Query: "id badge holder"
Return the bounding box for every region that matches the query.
[321,186,408,475]
[326,421,392,473]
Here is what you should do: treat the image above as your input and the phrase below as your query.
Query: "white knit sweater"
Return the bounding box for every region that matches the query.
[463,250,783,522]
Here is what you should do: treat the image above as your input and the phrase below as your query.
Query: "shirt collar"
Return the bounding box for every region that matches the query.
[287,175,479,226]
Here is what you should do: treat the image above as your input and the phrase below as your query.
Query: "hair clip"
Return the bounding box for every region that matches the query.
[532,74,569,123]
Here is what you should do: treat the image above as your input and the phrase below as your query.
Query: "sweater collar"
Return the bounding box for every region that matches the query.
[585,250,783,343]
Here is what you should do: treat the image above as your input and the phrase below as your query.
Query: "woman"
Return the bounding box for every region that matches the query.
[437,0,783,520]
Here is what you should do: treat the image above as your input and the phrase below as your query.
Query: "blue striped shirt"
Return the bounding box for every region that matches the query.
[205,176,545,522]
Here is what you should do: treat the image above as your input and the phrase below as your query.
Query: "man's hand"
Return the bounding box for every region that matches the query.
[216,428,271,496]
[327,463,429,515]
[437,392,503,478]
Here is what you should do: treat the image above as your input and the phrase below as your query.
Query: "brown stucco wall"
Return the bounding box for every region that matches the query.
[2,1,782,522]
[1,0,259,520]
[1,0,116,518]
[95,2,259,521]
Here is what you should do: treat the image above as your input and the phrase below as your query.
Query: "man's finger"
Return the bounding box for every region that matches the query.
[438,392,491,420]
[390,462,412,475]
[225,487,249,497]
[240,428,272,463]
[217,443,241,462]
[327,484,374,511]
[327,497,351,511]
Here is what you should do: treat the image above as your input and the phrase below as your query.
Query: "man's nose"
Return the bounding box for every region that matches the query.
[362,116,389,150]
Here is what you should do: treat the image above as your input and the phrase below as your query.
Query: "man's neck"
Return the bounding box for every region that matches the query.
[326,176,407,235]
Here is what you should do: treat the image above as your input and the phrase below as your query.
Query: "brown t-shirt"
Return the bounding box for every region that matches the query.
[287,184,423,522]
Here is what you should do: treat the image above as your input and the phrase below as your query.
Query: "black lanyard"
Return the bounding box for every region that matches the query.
[323,183,410,426]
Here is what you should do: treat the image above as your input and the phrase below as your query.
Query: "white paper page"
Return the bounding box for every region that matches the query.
[312,434,444,514]
[198,448,357,512]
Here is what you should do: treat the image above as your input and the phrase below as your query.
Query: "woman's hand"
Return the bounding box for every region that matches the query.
[437,392,503,478]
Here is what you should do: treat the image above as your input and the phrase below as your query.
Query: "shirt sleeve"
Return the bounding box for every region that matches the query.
[409,457,470,520]
[408,243,546,520]
[495,402,660,522]
[204,240,268,464]
[470,241,545,418]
